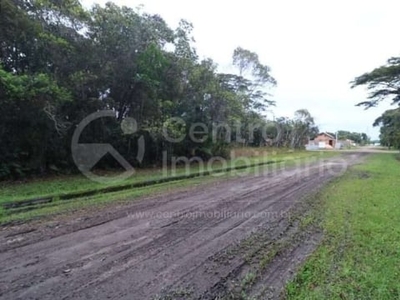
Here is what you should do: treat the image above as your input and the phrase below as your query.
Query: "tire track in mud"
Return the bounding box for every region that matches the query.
[0,153,367,300]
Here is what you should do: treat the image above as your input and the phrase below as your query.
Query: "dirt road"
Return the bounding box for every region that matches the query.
[0,153,367,300]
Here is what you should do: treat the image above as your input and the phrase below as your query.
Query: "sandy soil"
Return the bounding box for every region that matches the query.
[0,153,367,300]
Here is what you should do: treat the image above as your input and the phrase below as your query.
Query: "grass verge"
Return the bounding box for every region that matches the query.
[0,152,329,207]
[285,153,400,299]
[0,151,336,225]
[0,150,316,205]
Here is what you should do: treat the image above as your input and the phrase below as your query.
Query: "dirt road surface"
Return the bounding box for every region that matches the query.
[0,153,367,300]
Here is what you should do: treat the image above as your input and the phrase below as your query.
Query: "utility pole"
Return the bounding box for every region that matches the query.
[335,131,338,149]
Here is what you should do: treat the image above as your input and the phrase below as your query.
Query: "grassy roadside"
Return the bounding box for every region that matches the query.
[0,175,217,225]
[285,153,400,299]
[0,151,336,225]
[0,150,321,204]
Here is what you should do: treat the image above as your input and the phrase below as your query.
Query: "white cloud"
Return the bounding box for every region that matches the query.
[83,0,400,139]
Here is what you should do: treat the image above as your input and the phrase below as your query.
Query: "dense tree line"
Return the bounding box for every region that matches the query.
[335,131,370,145]
[0,0,319,179]
[352,57,400,149]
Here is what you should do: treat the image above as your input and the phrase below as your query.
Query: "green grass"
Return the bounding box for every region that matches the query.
[0,150,321,204]
[0,175,215,224]
[286,153,400,299]
[0,151,336,224]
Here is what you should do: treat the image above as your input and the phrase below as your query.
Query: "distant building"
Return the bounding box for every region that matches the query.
[306,132,336,150]
[335,139,355,149]
[305,133,359,150]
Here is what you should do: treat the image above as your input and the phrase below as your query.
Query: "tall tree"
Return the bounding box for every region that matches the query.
[351,57,400,108]
[232,47,277,111]
[373,108,400,149]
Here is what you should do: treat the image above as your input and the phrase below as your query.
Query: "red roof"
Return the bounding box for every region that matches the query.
[318,132,335,139]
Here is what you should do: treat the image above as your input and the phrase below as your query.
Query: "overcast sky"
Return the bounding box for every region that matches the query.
[83,0,400,139]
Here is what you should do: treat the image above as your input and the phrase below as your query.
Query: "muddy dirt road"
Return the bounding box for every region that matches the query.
[0,153,367,300]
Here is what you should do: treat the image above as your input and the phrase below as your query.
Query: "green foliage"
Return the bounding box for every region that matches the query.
[351,57,400,108]
[257,109,318,149]
[0,0,285,179]
[336,130,370,145]
[351,56,400,148]
[0,67,71,103]
[373,108,400,149]
[0,65,72,178]
[232,47,277,110]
